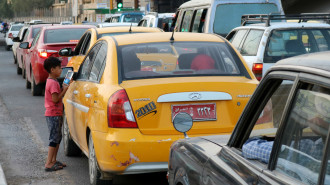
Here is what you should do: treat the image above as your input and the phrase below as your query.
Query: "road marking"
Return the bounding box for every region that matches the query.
[0,164,7,185]
[23,117,47,153]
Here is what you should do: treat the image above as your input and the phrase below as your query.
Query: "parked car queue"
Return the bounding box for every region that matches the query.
[6,10,330,185]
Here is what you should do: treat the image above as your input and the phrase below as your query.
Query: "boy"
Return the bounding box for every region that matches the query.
[43,57,70,172]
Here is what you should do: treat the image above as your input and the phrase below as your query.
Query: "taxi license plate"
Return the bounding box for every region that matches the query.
[171,103,216,121]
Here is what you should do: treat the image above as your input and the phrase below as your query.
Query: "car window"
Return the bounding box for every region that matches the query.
[240,30,264,56]
[191,9,207,33]
[23,29,30,41]
[31,31,40,47]
[119,42,250,80]
[11,25,23,31]
[241,80,294,163]
[230,30,248,50]
[20,28,28,40]
[150,18,154,27]
[275,84,330,185]
[181,10,193,32]
[142,20,148,27]
[264,29,330,63]
[74,33,87,55]
[77,44,101,80]
[81,33,91,55]
[32,27,41,38]
[44,28,87,43]
[89,43,107,82]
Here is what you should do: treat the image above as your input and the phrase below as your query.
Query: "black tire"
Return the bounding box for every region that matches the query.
[62,112,81,156]
[89,134,112,185]
[22,66,26,79]
[31,72,42,96]
[14,54,17,64]
[6,45,10,51]
[26,75,31,89]
[16,63,22,75]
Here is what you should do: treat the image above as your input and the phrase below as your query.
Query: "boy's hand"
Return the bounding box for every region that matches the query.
[62,83,69,91]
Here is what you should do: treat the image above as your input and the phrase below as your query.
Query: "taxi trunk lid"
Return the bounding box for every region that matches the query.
[121,77,257,135]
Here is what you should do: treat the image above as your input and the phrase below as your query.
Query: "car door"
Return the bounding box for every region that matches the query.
[217,71,297,184]
[72,43,101,152]
[260,74,330,185]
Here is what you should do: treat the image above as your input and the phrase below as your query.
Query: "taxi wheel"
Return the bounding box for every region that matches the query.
[88,134,112,185]
[63,113,81,156]
[31,72,42,96]
[5,45,10,51]
[16,63,22,75]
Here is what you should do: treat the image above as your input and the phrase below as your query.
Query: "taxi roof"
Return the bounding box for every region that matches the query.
[107,32,225,46]
[96,26,162,34]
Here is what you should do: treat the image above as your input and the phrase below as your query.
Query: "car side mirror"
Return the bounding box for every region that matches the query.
[12,37,20,42]
[59,48,73,56]
[173,113,193,139]
[19,42,30,49]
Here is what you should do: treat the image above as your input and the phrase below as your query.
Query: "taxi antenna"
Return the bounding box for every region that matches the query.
[170,28,175,43]
[129,23,132,33]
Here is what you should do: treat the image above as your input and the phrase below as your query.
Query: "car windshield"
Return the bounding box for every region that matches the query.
[119,42,248,80]
[214,3,279,36]
[157,17,173,28]
[264,29,330,63]
[44,28,87,43]
[122,14,143,23]
[11,25,23,31]
[32,27,41,38]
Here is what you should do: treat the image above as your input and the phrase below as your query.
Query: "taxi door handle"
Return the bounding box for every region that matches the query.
[73,90,78,95]
[85,94,91,98]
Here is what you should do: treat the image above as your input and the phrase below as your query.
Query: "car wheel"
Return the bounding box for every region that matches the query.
[5,45,10,51]
[89,134,111,185]
[22,66,26,79]
[25,75,31,89]
[31,72,42,96]
[63,112,81,156]
[14,54,17,64]
[16,63,22,75]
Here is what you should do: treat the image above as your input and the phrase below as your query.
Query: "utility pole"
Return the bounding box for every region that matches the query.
[109,0,113,14]
[134,0,138,10]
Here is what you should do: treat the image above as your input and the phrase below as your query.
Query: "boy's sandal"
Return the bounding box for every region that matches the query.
[55,161,67,167]
[45,163,63,172]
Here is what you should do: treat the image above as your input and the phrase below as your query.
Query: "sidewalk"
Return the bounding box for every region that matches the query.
[0,165,7,185]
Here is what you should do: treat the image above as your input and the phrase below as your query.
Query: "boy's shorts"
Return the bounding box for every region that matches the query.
[46,116,63,145]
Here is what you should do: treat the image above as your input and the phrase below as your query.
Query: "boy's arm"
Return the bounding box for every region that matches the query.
[51,84,69,103]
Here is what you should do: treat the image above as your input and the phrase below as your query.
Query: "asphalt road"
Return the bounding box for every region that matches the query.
[0,35,168,185]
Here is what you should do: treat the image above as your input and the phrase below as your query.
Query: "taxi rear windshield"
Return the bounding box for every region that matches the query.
[118,42,250,80]
[44,28,87,43]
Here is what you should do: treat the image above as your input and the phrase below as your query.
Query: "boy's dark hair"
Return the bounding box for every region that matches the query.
[43,57,61,73]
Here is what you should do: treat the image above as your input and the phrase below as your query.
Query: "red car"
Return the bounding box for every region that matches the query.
[16,24,53,79]
[20,25,95,96]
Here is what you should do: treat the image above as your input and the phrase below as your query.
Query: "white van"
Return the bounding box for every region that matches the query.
[173,0,284,36]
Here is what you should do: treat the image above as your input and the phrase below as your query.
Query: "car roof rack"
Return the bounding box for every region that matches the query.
[241,13,330,27]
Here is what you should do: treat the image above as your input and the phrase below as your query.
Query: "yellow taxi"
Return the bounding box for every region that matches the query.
[59,26,163,72]
[62,32,258,185]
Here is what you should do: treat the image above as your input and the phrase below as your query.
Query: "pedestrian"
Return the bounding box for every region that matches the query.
[43,57,69,172]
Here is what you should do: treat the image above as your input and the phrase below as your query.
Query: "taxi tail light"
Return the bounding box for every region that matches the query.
[38,49,59,59]
[252,63,263,81]
[8,33,13,38]
[107,89,137,128]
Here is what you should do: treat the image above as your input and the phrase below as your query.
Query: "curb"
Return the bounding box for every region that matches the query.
[0,165,7,185]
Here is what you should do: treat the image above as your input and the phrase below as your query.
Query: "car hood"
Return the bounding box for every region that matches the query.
[200,134,230,146]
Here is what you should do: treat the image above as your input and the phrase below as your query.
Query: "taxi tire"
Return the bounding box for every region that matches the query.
[14,54,17,64]
[88,134,112,185]
[31,72,42,96]
[62,113,81,156]
[16,63,22,75]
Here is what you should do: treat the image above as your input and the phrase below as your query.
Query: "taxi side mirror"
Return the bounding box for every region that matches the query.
[173,113,193,139]
[19,42,29,49]
[59,48,73,56]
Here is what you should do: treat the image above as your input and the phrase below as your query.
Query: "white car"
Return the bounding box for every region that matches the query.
[138,13,174,31]
[12,25,28,64]
[226,14,330,80]
[97,22,136,28]
[5,23,24,51]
